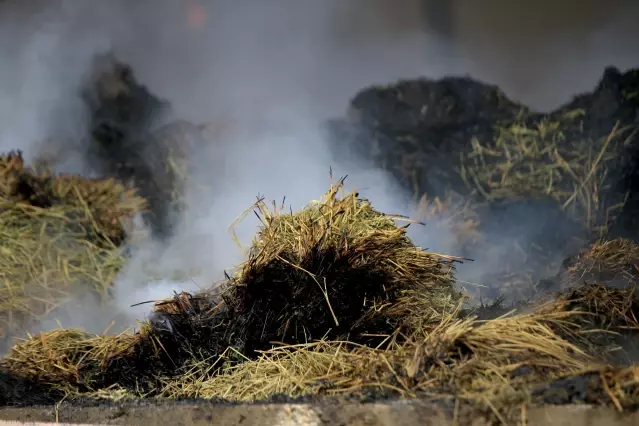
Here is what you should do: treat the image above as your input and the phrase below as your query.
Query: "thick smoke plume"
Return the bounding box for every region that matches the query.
[0,0,637,338]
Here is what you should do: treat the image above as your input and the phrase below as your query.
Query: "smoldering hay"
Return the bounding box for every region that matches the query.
[2,178,639,425]
[0,56,638,424]
[82,52,204,241]
[326,66,639,302]
[0,178,462,395]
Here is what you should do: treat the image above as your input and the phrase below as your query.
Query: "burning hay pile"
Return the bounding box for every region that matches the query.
[221,178,463,352]
[0,179,464,398]
[83,53,207,240]
[2,180,639,423]
[326,66,639,303]
[0,151,145,348]
[0,56,639,422]
[329,67,638,235]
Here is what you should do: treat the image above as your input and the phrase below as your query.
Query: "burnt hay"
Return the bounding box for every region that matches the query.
[82,53,204,240]
[326,67,639,304]
[220,179,463,354]
[328,67,639,238]
[3,64,639,422]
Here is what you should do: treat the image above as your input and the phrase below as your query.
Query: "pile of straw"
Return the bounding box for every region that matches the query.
[1,329,139,394]
[157,287,639,423]
[532,366,639,409]
[535,283,639,357]
[560,238,639,288]
[0,151,145,343]
[459,115,633,234]
[3,179,639,423]
[0,179,463,396]
[6,288,638,422]
[221,178,463,353]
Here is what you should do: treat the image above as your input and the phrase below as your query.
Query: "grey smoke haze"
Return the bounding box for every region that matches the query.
[0,0,637,337]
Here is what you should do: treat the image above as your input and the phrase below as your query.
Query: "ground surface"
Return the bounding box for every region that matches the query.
[0,400,638,425]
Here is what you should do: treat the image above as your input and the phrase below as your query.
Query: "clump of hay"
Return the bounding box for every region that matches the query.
[0,151,145,342]
[535,284,639,357]
[221,177,463,354]
[0,292,232,399]
[560,238,639,288]
[0,151,144,245]
[1,329,139,395]
[460,116,632,233]
[547,284,639,329]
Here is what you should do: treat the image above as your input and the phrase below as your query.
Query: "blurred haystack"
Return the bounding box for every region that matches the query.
[328,68,639,309]
[327,76,523,200]
[0,151,144,245]
[82,53,207,239]
[330,67,639,241]
[455,68,638,239]
[559,238,639,289]
[459,115,632,235]
[0,151,145,344]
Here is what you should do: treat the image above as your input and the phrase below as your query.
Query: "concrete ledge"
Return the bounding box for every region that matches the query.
[0,400,638,425]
